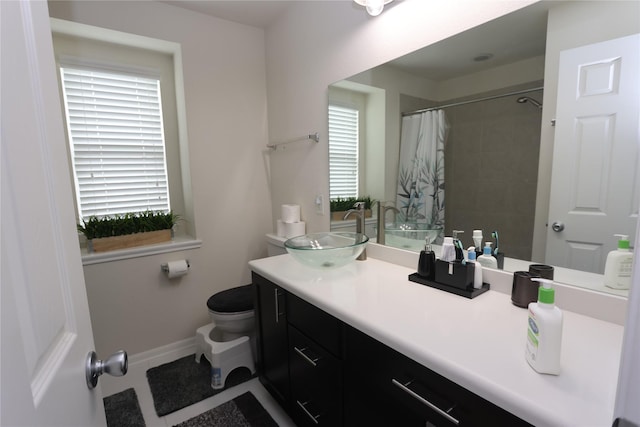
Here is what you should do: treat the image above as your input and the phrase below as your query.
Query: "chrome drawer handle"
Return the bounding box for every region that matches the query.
[296,400,320,424]
[274,288,283,323]
[294,346,320,367]
[391,378,459,425]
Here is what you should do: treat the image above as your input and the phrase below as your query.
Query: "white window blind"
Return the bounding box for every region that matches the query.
[328,104,359,199]
[60,66,171,219]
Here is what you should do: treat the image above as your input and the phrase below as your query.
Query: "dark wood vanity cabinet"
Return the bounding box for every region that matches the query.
[252,272,290,409]
[253,272,344,426]
[252,273,530,427]
[345,327,532,427]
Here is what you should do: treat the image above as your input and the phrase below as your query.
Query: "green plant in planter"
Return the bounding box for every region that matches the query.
[330,196,375,212]
[77,210,180,240]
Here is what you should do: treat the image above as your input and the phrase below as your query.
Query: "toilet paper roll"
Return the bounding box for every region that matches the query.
[276,219,286,238]
[165,260,189,279]
[281,204,301,223]
[284,221,306,238]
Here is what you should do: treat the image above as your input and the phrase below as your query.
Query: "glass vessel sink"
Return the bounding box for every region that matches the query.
[383,223,443,250]
[284,232,369,269]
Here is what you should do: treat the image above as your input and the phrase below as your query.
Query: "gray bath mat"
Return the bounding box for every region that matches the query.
[146,354,254,416]
[104,387,145,427]
[172,391,278,427]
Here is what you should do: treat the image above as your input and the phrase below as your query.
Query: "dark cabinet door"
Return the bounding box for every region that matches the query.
[289,326,343,427]
[253,272,290,408]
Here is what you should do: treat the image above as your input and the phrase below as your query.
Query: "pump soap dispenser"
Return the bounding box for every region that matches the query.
[525,278,563,375]
[604,234,633,290]
[417,241,436,280]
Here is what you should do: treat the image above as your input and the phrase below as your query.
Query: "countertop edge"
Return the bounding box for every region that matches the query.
[249,256,621,426]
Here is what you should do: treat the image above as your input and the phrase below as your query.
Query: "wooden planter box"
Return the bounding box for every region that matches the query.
[331,209,372,222]
[88,229,172,253]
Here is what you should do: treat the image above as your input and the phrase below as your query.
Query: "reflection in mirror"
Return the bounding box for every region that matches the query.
[328,1,640,297]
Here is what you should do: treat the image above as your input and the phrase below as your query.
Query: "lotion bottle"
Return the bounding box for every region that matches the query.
[525,278,563,375]
[477,242,498,269]
[467,246,482,289]
[604,234,633,290]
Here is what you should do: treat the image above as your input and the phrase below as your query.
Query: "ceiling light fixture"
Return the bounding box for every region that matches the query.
[354,0,394,17]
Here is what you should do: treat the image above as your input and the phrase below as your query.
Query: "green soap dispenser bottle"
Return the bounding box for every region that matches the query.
[604,234,633,290]
[525,278,563,375]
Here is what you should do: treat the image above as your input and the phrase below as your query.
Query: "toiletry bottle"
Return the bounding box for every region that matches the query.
[441,237,456,262]
[418,243,436,280]
[467,246,482,289]
[472,230,483,251]
[477,242,498,269]
[525,278,563,375]
[604,234,633,290]
[452,230,465,261]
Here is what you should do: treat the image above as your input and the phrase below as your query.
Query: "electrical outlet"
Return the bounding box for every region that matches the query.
[315,194,324,215]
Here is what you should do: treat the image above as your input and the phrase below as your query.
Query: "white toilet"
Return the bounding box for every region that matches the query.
[195,284,256,389]
[266,233,288,256]
[194,234,288,390]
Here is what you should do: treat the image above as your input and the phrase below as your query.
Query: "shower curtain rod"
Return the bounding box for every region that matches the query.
[402,86,544,117]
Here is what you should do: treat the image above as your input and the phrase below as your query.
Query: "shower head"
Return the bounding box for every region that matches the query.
[517,96,543,109]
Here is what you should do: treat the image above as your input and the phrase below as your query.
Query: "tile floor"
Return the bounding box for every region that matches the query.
[100,345,296,427]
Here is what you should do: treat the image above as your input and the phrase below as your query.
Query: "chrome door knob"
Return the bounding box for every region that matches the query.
[86,350,128,389]
[551,222,565,232]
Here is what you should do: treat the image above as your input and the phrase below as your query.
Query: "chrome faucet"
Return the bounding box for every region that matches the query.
[343,201,367,260]
[375,201,400,245]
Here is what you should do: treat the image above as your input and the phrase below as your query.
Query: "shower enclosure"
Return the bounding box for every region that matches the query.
[399,84,544,260]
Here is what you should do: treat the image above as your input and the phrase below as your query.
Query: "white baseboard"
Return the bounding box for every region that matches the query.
[128,337,196,367]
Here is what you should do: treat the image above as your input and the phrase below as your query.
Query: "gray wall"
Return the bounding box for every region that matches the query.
[443,86,543,260]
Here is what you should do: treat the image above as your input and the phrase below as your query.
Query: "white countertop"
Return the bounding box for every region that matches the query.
[249,254,624,427]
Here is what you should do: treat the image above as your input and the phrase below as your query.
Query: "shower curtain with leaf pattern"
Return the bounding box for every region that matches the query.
[395,110,447,239]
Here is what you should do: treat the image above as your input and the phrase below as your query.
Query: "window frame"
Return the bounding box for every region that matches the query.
[51,18,200,263]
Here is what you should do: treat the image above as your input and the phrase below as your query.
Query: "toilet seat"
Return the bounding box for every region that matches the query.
[206,284,253,313]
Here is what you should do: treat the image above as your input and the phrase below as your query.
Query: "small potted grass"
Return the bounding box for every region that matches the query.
[77,210,180,253]
[329,196,375,221]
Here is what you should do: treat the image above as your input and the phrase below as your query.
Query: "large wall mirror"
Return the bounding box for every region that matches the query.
[329,1,639,297]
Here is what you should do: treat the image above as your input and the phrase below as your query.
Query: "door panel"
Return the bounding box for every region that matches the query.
[1,1,104,425]
[546,33,640,273]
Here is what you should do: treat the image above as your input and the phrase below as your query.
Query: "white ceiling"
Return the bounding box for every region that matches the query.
[162,1,550,81]
[386,2,550,81]
[161,1,294,28]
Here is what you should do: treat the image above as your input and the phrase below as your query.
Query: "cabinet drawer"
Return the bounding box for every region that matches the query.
[289,326,343,426]
[287,292,343,357]
[346,327,531,427]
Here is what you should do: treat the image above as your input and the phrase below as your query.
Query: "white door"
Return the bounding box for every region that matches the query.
[1,1,106,425]
[545,33,640,273]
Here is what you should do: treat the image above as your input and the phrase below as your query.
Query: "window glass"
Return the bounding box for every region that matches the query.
[328,104,359,199]
[60,66,171,218]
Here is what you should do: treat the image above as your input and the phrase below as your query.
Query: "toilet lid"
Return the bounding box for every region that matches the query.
[207,284,254,313]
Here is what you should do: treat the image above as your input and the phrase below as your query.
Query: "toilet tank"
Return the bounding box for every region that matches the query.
[266,233,288,256]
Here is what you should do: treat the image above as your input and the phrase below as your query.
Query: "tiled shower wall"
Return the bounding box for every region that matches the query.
[400,83,543,260]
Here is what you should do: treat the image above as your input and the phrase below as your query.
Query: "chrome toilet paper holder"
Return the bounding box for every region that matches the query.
[161,260,190,274]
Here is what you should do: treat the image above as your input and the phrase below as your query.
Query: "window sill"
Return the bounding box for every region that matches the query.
[80,235,202,265]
